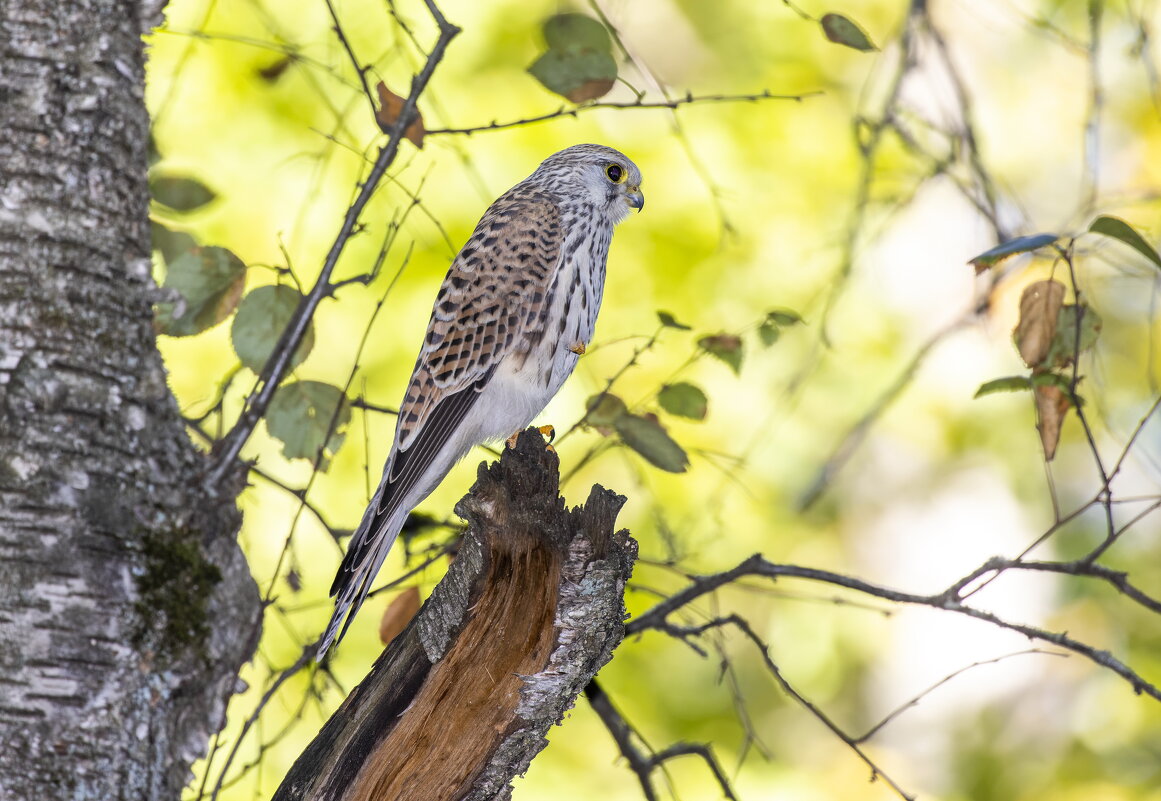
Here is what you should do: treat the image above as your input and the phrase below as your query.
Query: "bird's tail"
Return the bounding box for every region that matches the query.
[316,507,408,661]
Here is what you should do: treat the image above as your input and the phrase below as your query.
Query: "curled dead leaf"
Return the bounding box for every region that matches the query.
[375,82,425,148]
[379,586,421,646]
[1034,383,1071,461]
[1014,280,1065,368]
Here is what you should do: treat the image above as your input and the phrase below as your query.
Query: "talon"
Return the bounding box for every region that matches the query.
[545,444,556,454]
[537,424,556,443]
[506,432,520,449]
[567,341,587,356]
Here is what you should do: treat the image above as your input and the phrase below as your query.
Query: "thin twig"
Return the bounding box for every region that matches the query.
[855,649,1065,742]
[208,647,317,801]
[627,554,1161,703]
[205,1,461,488]
[324,0,379,117]
[585,680,739,801]
[655,614,912,800]
[425,90,821,136]
[798,317,967,509]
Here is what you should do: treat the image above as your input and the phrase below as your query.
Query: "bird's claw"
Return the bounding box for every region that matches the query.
[505,425,556,451]
[567,341,587,356]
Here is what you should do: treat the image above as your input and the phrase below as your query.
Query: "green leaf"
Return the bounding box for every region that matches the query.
[974,376,1032,398]
[1088,215,1161,271]
[529,48,616,103]
[658,382,708,421]
[151,221,197,265]
[231,285,315,373]
[1044,304,1102,370]
[529,14,617,102]
[974,373,1080,401]
[766,308,804,326]
[820,13,878,52]
[657,310,692,330]
[758,319,781,347]
[266,380,351,466]
[698,333,744,375]
[613,413,689,473]
[757,307,803,347]
[584,392,629,428]
[968,233,1059,272]
[543,13,611,51]
[150,175,217,213]
[1032,372,1076,394]
[155,246,247,337]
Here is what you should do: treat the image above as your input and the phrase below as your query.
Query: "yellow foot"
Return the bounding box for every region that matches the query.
[508,425,556,450]
[567,341,587,356]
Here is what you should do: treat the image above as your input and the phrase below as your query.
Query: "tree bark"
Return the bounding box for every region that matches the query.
[0,2,260,799]
[273,431,636,801]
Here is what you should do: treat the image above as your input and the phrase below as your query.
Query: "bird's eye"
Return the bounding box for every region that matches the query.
[605,163,625,183]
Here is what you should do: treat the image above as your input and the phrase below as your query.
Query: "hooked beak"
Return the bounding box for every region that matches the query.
[626,187,644,212]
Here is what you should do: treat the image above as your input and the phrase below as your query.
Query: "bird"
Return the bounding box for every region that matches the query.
[318,144,644,659]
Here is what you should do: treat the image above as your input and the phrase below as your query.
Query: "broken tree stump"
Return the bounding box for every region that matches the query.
[273,429,637,801]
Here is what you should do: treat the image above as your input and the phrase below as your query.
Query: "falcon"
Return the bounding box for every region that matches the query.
[318,144,644,658]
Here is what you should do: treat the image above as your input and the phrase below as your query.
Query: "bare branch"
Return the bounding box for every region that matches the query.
[208,647,318,801]
[425,90,821,137]
[654,613,913,801]
[205,2,461,488]
[324,0,378,118]
[585,680,738,801]
[584,681,660,801]
[628,554,1161,703]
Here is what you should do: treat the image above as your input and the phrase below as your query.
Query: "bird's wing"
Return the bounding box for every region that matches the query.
[320,190,564,655]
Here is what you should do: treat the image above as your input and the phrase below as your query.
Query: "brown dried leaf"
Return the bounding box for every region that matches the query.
[375,82,425,148]
[1013,280,1066,368]
[565,78,616,103]
[257,55,295,83]
[379,586,421,646]
[1034,384,1071,461]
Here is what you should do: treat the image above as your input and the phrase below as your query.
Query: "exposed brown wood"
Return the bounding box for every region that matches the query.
[274,429,635,801]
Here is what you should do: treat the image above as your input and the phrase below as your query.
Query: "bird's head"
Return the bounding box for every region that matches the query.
[536,144,644,223]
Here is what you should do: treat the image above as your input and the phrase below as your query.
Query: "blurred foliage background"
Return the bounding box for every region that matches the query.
[145,0,1161,798]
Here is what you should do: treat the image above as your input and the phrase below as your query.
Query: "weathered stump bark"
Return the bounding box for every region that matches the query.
[274,430,636,801]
